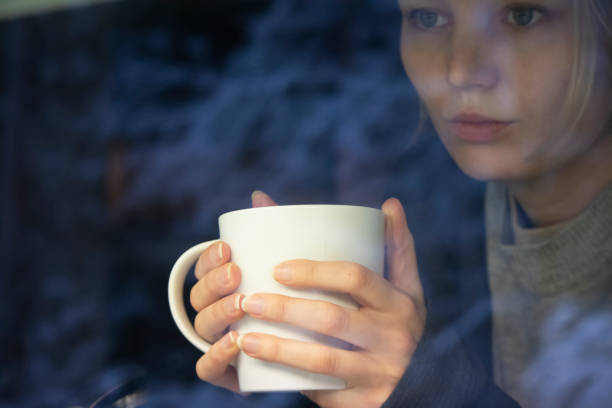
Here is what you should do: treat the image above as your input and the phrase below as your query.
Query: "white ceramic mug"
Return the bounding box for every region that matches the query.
[168,204,384,392]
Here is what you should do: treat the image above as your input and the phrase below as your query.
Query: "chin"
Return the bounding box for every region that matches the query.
[436,125,551,182]
[446,146,533,182]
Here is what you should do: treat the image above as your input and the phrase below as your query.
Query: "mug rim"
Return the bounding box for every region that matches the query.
[219,204,382,221]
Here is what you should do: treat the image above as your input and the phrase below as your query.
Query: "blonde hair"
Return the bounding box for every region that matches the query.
[412,1,612,145]
[562,0,612,137]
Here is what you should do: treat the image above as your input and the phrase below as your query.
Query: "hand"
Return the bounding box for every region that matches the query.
[237,197,426,407]
[190,191,277,393]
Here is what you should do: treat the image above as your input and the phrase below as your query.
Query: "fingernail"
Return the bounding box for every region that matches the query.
[224,294,241,315]
[222,331,237,350]
[237,334,260,354]
[241,295,265,316]
[209,243,221,264]
[234,294,244,311]
[251,190,265,200]
[217,264,231,286]
[217,243,225,261]
[274,265,292,282]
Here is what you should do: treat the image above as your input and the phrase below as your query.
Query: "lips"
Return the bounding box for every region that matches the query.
[448,113,515,143]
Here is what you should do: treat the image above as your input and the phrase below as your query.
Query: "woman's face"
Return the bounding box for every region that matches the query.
[399,0,609,181]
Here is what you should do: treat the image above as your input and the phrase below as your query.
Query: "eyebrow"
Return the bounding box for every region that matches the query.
[398,0,446,9]
[400,0,445,3]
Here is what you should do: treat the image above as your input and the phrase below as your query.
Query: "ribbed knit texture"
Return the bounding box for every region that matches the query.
[486,182,612,407]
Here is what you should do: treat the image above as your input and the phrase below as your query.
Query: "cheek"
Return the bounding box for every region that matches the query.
[520,53,572,114]
[400,35,448,112]
[402,55,449,128]
[513,46,574,151]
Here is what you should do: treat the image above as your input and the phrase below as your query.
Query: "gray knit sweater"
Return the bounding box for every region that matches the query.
[486,182,612,407]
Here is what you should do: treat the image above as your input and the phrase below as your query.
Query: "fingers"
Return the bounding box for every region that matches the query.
[196,331,241,393]
[194,241,230,280]
[381,198,425,315]
[240,294,386,350]
[190,263,241,312]
[237,333,377,383]
[273,260,403,311]
[195,293,245,343]
[251,190,278,207]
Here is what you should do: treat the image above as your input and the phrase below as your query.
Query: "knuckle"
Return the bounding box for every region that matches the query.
[196,251,211,276]
[205,269,218,295]
[399,296,418,319]
[268,296,286,321]
[194,311,208,338]
[194,307,223,342]
[305,262,317,284]
[388,363,407,381]
[212,299,228,323]
[385,358,408,382]
[312,350,338,375]
[195,355,214,382]
[189,285,200,310]
[196,347,230,383]
[346,264,369,292]
[195,256,205,278]
[399,234,415,252]
[319,305,349,336]
[205,267,225,296]
[207,345,228,367]
[391,330,417,356]
[265,339,281,362]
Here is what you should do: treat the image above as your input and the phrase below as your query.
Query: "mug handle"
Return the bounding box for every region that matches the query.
[168,240,221,355]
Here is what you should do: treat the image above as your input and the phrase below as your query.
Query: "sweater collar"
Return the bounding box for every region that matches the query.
[486,182,612,295]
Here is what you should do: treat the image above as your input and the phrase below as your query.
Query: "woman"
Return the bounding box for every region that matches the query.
[188,0,612,406]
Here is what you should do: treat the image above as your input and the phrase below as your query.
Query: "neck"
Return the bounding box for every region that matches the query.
[506,132,612,228]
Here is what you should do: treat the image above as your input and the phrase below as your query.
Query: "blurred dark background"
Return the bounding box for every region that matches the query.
[0,0,485,406]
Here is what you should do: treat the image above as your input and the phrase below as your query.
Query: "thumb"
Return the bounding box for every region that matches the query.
[382,197,425,312]
[251,190,278,208]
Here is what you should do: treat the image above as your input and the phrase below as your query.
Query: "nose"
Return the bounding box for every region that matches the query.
[447,29,499,91]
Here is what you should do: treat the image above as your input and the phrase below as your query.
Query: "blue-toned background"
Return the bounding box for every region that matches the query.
[0,0,484,406]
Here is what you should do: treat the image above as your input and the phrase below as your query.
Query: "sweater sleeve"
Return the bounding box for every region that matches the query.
[381,328,520,408]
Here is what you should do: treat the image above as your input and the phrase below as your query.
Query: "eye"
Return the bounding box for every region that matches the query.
[408,9,449,30]
[507,7,544,27]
